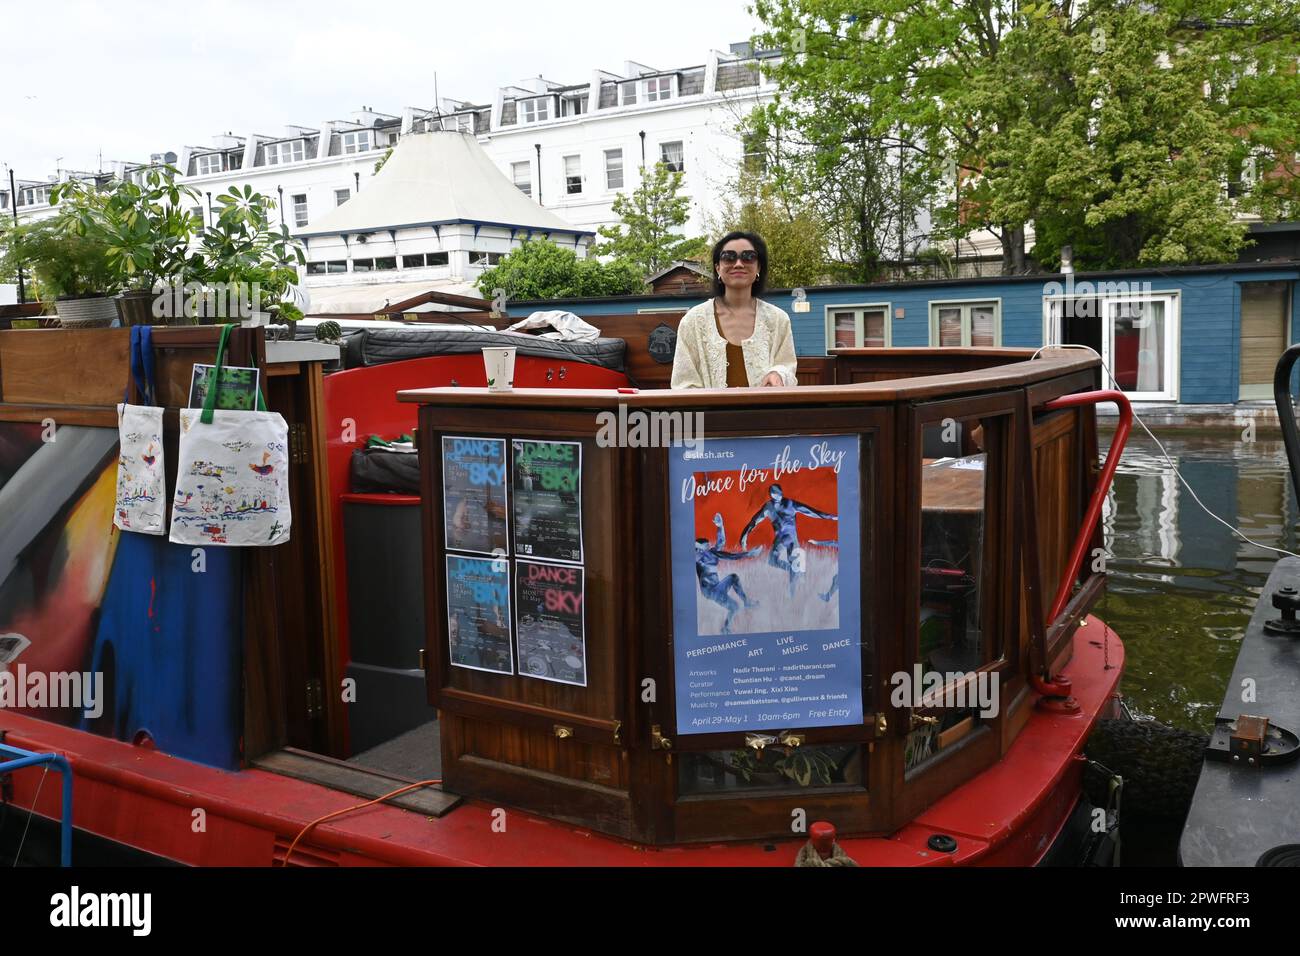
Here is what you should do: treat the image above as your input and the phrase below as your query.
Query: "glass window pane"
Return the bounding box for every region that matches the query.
[863,309,885,348]
[970,305,996,347]
[916,414,991,769]
[1112,300,1166,393]
[833,311,856,348]
[937,308,962,346]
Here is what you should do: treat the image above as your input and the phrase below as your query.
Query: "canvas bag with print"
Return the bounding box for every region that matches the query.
[114,326,166,534]
[169,324,292,547]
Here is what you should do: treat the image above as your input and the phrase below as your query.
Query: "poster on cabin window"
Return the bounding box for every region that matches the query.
[442,436,509,555]
[668,434,862,735]
[512,439,583,564]
[445,555,513,675]
[515,560,586,687]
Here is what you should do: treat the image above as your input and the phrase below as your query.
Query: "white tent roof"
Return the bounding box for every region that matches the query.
[299,131,589,238]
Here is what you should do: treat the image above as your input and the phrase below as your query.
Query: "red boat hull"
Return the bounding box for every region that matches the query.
[0,619,1122,867]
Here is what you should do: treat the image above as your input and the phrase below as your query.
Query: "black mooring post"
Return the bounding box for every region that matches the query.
[1272,343,1300,504]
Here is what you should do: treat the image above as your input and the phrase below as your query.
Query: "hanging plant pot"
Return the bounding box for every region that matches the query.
[115,290,158,327]
[55,294,119,329]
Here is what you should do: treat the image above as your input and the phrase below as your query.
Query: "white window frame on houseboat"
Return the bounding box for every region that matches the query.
[512,161,532,197]
[292,193,308,227]
[520,97,550,124]
[929,299,1002,348]
[341,130,372,154]
[645,75,673,102]
[195,153,223,176]
[604,149,624,190]
[264,140,305,166]
[824,302,892,351]
[564,155,582,195]
[1042,290,1181,402]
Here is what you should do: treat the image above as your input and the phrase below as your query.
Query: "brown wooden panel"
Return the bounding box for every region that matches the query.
[399,350,1099,409]
[0,328,130,405]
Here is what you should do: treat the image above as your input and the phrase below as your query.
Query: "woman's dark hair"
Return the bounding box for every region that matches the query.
[711,231,768,298]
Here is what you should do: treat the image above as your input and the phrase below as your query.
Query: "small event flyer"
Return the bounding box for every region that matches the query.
[188,364,261,411]
[667,434,863,735]
[442,436,509,555]
[512,439,583,564]
[445,555,513,675]
[515,560,586,687]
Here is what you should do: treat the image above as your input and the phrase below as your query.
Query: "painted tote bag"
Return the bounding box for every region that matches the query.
[169,325,292,547]
[114,326,166,534]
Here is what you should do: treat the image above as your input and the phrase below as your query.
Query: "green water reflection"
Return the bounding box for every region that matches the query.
[1098,433,1298,733]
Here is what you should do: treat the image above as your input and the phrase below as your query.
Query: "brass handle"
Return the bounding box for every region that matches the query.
[553,724,573,740]
[417,648,426,672]
[651,724,672,750]
[874,712,888,735]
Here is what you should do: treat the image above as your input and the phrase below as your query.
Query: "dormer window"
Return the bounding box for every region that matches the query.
[264,139,305,166]
[341,130,372,154]
[619,81,637,106]
[561,94,588,117]
[645,75,672,102]
[196,153,223,176]
[520,98,550,124]
[443,114,474,133]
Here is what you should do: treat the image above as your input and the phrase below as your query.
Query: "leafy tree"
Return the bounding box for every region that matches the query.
[590,162,709,275]
[711,172,831,287]
[475,239,646,300]
[741,73,929,282]
[752,0,1300,273]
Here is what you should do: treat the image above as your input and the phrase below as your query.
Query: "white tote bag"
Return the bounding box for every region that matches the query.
[113,403,166,535]
[168,326,292,547]
[114,326,166,535]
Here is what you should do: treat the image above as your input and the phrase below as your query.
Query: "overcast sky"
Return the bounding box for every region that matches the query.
[1,0,764,182]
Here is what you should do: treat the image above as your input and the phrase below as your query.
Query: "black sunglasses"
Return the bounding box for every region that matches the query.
[718,249,759,263]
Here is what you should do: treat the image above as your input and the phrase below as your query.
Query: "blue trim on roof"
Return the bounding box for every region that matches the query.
[296,216,596,239]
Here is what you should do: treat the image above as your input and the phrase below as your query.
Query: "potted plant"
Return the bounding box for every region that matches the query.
[51,166,203,326]
[0,213,121,327]
[194,185,306,326]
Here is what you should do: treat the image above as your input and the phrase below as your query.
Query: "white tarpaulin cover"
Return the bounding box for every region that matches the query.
[504,310,600,342]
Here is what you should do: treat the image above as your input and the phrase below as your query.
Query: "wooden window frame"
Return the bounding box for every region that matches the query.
[824,302,892,351]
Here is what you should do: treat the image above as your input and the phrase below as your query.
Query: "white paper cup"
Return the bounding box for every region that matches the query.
[482,346,517,391]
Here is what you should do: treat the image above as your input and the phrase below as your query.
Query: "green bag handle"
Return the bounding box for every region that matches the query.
[200,324,268,425]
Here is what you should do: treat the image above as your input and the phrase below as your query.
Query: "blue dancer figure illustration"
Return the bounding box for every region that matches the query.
[695,512,760,634]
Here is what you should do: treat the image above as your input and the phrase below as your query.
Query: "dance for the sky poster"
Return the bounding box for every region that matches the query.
[669,435,863,735]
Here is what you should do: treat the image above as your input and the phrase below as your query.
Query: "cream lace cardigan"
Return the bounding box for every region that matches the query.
[670,298,799,389]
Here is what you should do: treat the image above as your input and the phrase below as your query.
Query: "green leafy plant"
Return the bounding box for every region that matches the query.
[590,162,709,276]
[728,745,839,787]
[50,165,202,291]
[475,238,645,300]
[0,213,120,302]
[195,184,306,320]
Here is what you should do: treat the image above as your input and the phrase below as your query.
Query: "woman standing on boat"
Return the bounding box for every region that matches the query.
[671,231,798,389]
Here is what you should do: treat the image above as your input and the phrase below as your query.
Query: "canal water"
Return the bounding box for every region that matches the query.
[1100,432,1298,733]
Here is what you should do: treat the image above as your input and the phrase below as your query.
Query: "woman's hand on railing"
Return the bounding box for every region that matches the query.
[759,371,784,387]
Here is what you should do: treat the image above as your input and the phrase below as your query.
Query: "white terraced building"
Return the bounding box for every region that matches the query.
[2,43,785,305]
